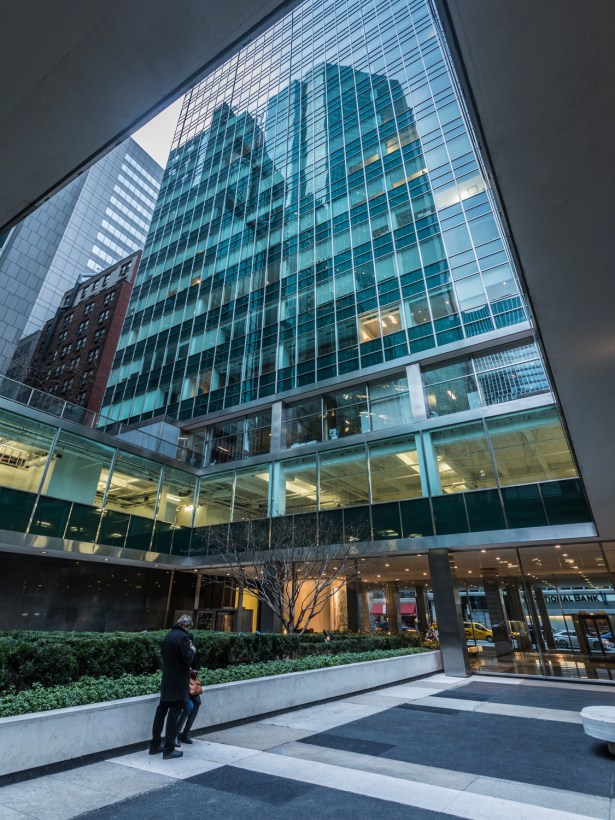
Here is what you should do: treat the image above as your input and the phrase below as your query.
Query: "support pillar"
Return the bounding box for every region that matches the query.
[346,580,364,633]
[481,568,514,657]
[534,587,556,649]
[415,583,430,633]
[361,585,371,632]
[428,549,470,677]
[385,583,402,632]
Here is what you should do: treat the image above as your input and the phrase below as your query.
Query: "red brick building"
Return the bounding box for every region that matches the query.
[25,252,141,412]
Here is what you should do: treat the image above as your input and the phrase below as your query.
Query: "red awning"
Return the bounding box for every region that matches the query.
[370,603,385,615]
[401,603,417,616]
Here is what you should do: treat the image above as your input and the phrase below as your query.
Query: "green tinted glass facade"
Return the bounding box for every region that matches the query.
[103,0,527,425]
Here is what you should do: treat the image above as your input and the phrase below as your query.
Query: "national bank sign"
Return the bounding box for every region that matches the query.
[543,592,608,605]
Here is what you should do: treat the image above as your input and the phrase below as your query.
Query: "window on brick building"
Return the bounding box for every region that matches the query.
[98,309,110,324]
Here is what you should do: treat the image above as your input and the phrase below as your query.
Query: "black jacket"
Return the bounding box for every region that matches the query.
[160,624,195,702]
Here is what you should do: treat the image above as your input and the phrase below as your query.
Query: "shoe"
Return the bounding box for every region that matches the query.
[180,731,193,744]
[149,744,163,755]
[163,750,183,760]
[174,737,181,748]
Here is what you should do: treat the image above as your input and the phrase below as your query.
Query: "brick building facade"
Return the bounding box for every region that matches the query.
[25,252,141,413]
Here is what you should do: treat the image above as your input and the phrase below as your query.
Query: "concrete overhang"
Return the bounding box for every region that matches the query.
[434,0,615,540]
[0,0,300,233]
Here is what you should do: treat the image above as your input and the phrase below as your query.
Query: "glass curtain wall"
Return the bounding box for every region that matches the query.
[447,544,615,681]
[103,0,529,426]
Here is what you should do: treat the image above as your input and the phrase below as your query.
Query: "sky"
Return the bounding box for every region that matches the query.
[131,97,184,168]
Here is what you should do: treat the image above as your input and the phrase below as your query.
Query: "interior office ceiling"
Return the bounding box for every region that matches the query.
[434,0,615,540]
[0,0,300,233]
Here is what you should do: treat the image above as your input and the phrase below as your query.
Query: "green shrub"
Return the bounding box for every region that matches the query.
[0,647,427,717]
[0,629,434,693]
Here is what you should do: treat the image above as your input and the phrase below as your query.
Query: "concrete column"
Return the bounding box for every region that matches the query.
[481,568,513,656]
[361,585,371,632]
[415,583,430,633]
[258,601,283,633]
[345,580,363,633]
[234,587,243,632]
[385,583,402,632]
[504,580,531,650]
[428,549,470,677]
[534,587,556,649]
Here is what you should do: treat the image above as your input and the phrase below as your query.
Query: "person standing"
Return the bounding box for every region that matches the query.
[177,669,202,745]
[149,614,195,759]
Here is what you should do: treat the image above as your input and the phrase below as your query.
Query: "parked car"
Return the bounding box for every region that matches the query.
[464,621,493,642]
[552,629,614,651]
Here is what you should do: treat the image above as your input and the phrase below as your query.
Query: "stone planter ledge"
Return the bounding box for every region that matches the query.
[0,649,442,777]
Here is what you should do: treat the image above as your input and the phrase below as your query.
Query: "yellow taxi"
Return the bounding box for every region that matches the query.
[464,621,494,642]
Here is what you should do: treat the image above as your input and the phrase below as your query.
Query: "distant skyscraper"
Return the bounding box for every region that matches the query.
[0,138,162,374]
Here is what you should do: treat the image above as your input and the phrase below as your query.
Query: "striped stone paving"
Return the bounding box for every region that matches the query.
[0,674,612,820]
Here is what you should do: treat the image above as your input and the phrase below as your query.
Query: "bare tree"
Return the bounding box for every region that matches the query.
[204,513,371,635]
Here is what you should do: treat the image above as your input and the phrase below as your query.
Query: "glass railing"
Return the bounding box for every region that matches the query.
[0,374,204,467]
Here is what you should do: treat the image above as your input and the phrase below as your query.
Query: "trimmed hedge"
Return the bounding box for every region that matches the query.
[0,648,426,718]
[0,630,433,693]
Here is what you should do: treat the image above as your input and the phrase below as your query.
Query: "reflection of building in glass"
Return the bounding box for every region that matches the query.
[104,44,526,422]
[0,0,609,682]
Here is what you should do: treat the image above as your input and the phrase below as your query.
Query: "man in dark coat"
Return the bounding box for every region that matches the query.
[149,614,195,759]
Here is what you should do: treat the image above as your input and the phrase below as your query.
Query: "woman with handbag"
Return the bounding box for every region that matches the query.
[176,634,203,746]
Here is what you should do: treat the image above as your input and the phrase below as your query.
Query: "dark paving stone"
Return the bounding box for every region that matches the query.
[396,703,461,715]
[77,766,458,819]
[301,700,614,797]
[298,732,395,756]
[187,764,312,804]
[436,681,615,712]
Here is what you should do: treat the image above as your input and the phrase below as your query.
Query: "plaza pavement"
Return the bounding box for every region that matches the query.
[0,673,613,819]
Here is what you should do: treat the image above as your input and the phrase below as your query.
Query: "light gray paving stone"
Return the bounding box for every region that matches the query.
[0,807,35,820]
[271,736,608,818]
[107,749,223,780]
[0,778,122,820]
[186,739,260,764]
[259,700,391,732]
[408,694,583,723]
[201,723,312,750]
[440,788,597,820]
[344,692,414,707]
[477,702,582,723]
[232,750,460,813]
[232,749,595,820]
[271,739,477,790]
[467,775,610,819]
[52,760,172,797]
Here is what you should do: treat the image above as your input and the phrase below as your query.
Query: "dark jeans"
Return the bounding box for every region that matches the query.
[151,699,184,752]
[179,695,201,735]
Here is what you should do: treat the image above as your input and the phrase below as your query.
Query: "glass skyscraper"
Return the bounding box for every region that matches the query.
[99,0,583,538]
[105,0,527,423]
[0,0,606,678]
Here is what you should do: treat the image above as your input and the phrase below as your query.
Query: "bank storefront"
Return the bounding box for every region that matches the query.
[355,541,615,681]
